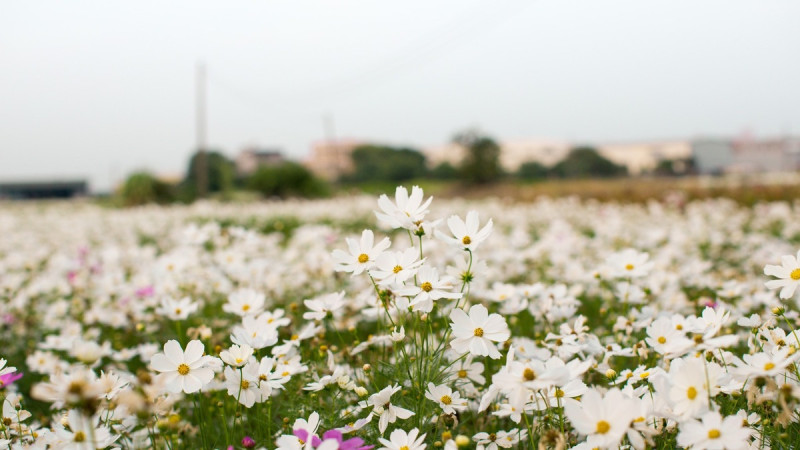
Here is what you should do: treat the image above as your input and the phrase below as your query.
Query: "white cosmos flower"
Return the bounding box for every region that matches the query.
[371,248,425,286]
[0,359,16,377]
[449,304,510,359]
[367,384,415,434]
[604,249,654,278]
[663,356,723,420]
[219,344,254,367]
[54,409,117,450]
[155,296,199,321]
[375,185,433,231]
[149,340,217,394]
[332,229,391,276]
[377,428,427,450]
[223,288,266,316]
[230,315,279,350]
[303,291,346,321]
[764,250,800,299]
[435,210,493,252]
[563,388,638,449]
[223,363,262,408]
[677,411,753,450]
[395,266,461,313]
[425,382,467,415]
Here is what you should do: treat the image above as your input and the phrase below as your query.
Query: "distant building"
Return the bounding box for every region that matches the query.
[691,139,733,175]
[0,180,88,199]
[235,148,285,176]
[425,138,691,175]
[596,140,692,175]
[692,135,800,174]
[305,139,362,181]
[425,138,571,172]
[727,136,800,173]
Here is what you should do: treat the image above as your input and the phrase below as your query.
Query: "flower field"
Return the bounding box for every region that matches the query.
[2,188,800,449]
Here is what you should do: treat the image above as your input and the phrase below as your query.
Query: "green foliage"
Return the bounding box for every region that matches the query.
[181,151,236,201]
[551,147,627,178]
[453,129,503,184]
[429,162,459,180]
[246,162,329,199]
[118,172,175,206]
[344,145,427,182]
[516,161,550,180]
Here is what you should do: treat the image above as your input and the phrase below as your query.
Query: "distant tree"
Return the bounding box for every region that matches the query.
[119,172,174,206]
[344,145,427,182]
[247,162,328,199]
[516,161,549,180]
[430,162,459,180]
[453,129,502,184]
[181,151,235,201]
[551,147,627,178]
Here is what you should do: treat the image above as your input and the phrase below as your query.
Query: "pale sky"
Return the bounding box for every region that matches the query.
[1,0,799,192]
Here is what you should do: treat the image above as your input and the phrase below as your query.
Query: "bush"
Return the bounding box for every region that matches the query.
[551,147,627,178]
[516,161,549,180]
[246,162,329,199]
[181,151,236,201]
[119,172,174,206]
[344,145,427,182]
[453,129,503,184]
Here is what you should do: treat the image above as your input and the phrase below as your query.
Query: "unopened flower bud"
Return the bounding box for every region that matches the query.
[354,386,368,397]
[605,369,617,379]
[455,435,470,447]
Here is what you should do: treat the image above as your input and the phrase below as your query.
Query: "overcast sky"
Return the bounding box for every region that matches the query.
[2,0,799,191]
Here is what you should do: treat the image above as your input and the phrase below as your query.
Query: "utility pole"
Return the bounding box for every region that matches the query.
[323,113,339,179]
[196,62,208,198]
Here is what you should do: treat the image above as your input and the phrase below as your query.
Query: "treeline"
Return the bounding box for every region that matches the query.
[118,129,676,206]
[119,152,328,206]
[343,130,630,185]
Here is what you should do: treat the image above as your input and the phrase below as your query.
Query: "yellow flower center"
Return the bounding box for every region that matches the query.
[474,327,484,337]
[441,395,452,405]
[634,416,645,423]
[639,371,650,378]
[462,236,472,245]
[242,304,250,312]
[421,282,433,292]
[687,386,697,400]
[175,308,182,315]
[241,380,250,389]
[523,368,536,381]
[282,371,290,376]
[791,268,800,280]
[74,431,86,442]
[236,358,243,364]
[400,447,409,450]
[177,364,190,375]
[393,265,403,273]
[625,264,634,271]
[657,336,666,344]
[596,420,611,434]
[708,429,721,439]
[358,253,369,263]
[764,362,775,371]
[457,370,468,378]
[555,388,565,398]
[676,324,683,330]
